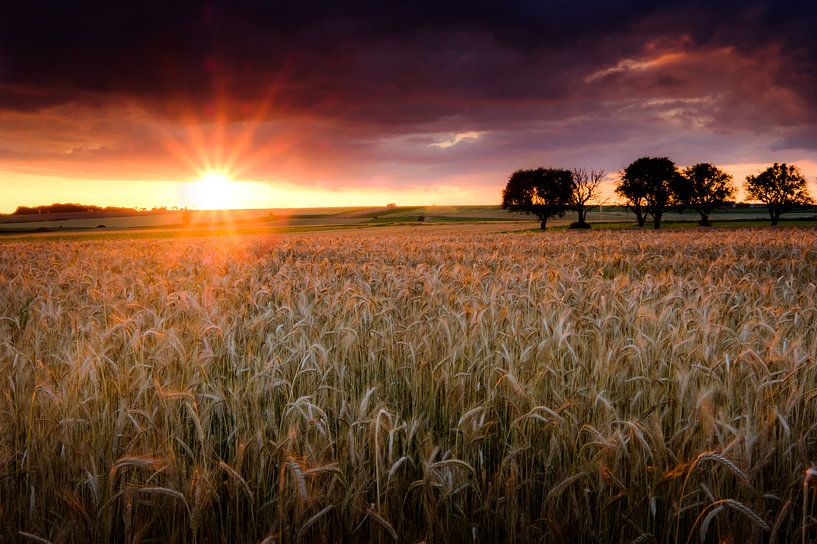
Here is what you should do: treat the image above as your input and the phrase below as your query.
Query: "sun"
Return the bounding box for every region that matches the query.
[192,171,236,209]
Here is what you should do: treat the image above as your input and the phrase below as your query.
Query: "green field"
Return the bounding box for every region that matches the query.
[1,205,815,241]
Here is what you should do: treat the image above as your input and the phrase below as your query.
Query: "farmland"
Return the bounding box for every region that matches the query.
[2,205,815,240]
[2,225,817,542]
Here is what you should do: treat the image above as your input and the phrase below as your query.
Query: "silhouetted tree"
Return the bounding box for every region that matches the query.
[617,157,678,229]
[615,169,648,227]
[502,167,573,230]
[569,169,605,228]
[745,163,813,225]
[676,163,736,226]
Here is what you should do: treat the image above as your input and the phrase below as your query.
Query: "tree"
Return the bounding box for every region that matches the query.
[615,171,648,227]
[676,163,736,226]
[502,167,574,230]
[617,157,678,229]
[745,163,813,225]
[569,169,605,228]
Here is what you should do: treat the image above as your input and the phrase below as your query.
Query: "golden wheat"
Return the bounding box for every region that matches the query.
[1,226,816,542]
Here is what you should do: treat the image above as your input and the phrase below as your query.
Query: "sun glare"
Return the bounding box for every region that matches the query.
[192,171,235,209]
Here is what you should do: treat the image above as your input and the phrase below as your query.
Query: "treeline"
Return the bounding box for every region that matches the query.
[502,157,814,229]
[11,203,139,215]
[9,204,190,215]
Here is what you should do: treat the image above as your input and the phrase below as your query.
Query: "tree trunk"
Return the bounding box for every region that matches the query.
[769,206,777,225]
[699,213,711,226]
[540,218,548,230]
[653,212,662,229]
[576,207,586,225]
[636,210,646,227]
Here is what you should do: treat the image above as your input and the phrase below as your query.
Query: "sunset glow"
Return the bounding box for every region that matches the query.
[0,3,815,213]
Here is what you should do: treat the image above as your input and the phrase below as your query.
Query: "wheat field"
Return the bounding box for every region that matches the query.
[1,226,816,543]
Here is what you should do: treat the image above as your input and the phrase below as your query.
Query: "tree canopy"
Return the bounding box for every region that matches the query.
[677,163,735,226]
[617,157,679,229]
[745,163,813,225]
[502,168,573,230]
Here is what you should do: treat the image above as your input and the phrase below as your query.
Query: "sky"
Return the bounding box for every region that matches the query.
[1,0,816,211]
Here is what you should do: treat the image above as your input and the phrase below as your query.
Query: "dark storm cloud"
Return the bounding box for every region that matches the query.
[1,2,813,117]
[1,0,816,186]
